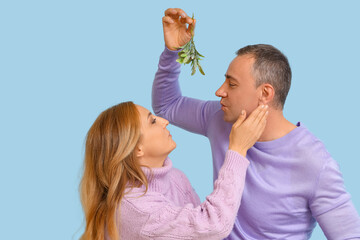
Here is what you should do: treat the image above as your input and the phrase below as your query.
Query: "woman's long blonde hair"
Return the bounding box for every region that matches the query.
[80,101,148,240]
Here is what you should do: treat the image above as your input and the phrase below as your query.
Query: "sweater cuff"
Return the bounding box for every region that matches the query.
[164,45,182,54]
[158,46,182,72]
[223,150,250,171]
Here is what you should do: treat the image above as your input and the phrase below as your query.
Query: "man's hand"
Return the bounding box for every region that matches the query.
[162,8,196,51]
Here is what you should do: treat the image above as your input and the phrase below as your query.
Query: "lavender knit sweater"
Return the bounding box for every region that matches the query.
[152,47,360,239]
[115,150,249,240]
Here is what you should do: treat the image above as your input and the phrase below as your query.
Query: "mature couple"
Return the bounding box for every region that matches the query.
[80,8,360,240]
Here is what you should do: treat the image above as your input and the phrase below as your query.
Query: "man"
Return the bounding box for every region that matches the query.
[152,8,360,239]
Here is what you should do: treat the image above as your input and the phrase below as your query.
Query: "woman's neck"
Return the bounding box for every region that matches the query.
[139,155,168,168]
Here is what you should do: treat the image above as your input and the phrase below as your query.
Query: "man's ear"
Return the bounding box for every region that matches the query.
[258,83,275,105]
[135,144,144,158]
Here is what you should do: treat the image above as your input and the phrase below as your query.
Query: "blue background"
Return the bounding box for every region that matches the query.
[1,1,359,239]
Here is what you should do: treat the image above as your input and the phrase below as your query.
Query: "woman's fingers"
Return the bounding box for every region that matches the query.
[259,107,269,125]
[228,105,269,156]
[254,105,268,125]
[251,106,268,133]
[233,110,247,128]
[256,112,268,133]
[241,105,268,137]
[245,105,266,124]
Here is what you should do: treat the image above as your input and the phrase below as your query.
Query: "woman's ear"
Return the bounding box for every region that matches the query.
[135,144,144,158]
[258,83,275,105]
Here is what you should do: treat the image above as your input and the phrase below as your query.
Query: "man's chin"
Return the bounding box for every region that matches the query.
[223,114,236,123]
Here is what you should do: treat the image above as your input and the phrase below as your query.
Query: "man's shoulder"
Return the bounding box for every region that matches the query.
[293,123,333,166]
[296,124,329,151]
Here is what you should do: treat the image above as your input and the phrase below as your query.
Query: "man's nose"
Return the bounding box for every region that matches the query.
[215,83,227,98]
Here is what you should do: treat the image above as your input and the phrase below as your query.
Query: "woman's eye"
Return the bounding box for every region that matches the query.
[229,83,236,87]
[151,118,157,124]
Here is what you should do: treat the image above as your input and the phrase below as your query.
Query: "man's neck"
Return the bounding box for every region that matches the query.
[258,109,297,142]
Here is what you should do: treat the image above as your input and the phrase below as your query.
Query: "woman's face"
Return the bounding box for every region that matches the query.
[136,105,176,167]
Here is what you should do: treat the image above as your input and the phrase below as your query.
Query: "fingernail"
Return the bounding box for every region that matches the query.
[182,13,186,17]
[241,110,245,115]
[261,105,264,108]
[265,105,268,108]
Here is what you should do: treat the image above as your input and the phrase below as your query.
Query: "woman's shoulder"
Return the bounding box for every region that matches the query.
[168,167,194,191]
[169,167,188,180]
[122,188,171,215]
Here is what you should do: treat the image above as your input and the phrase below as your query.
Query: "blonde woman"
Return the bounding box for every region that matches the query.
[80,101,268,240]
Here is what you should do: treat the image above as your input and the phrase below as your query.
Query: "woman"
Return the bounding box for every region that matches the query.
[80,101,268,240]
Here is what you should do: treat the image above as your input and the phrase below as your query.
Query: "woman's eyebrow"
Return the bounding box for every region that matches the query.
[147,112,152,119]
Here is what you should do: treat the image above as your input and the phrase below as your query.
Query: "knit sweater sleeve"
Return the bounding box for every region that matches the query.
[309,159,360,239]
[152,47,220,136]
[140,150,249,240]
[171,168,202,206]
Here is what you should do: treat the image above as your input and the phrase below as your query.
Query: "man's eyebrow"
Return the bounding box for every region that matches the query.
[224,74,239,82]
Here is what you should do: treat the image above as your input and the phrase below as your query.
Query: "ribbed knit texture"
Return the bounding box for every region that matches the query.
[114,150,249,240]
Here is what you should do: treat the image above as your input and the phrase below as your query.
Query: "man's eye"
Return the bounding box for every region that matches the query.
[151,118,157,124]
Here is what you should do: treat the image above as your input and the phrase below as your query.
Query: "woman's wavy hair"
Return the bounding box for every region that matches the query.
[79,101,148,240]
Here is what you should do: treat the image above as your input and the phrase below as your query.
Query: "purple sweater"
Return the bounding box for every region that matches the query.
[116,150,249,239]
[152,47,360,240]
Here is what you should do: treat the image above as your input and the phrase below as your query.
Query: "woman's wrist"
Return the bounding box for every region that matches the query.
[228,146,247,157]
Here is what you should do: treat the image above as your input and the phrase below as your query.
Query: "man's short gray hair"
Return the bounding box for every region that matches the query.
[236,44,292,109]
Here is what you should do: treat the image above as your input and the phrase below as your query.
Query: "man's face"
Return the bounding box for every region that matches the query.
[215,54,261,123]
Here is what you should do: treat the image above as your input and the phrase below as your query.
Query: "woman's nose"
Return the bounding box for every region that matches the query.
[159,117,169,127]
